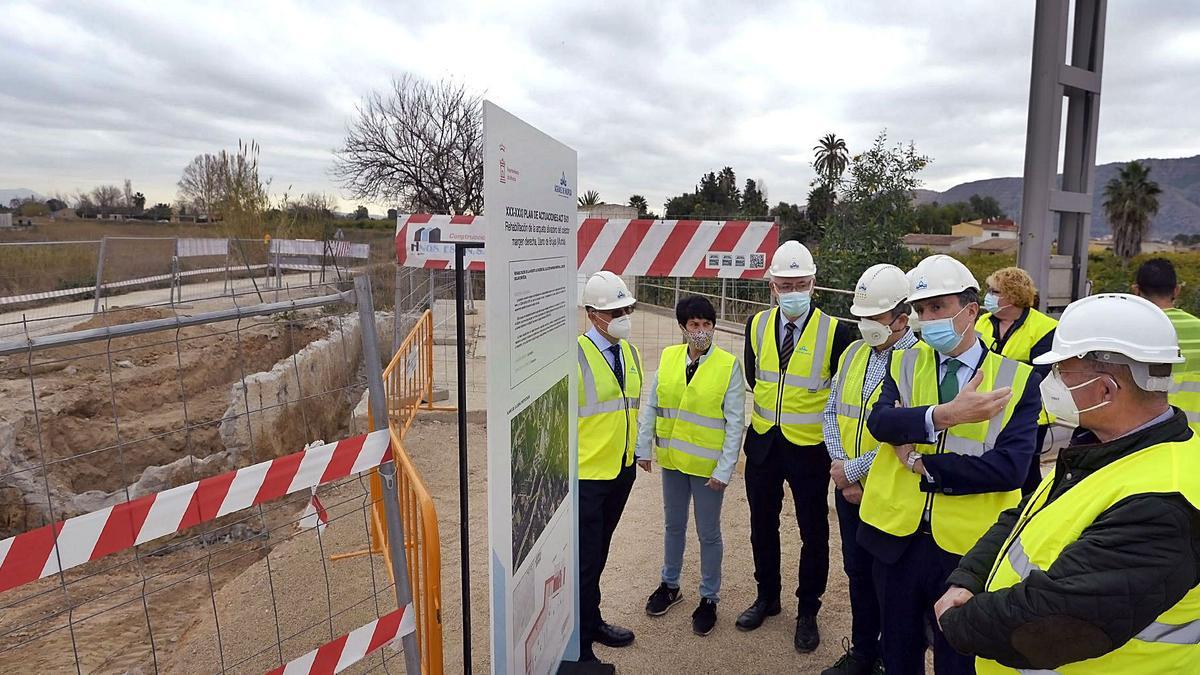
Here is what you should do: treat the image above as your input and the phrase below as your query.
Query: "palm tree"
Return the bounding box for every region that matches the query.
[813,133,849,185]
[1103,160,1162,261]
[627,194,648,216]
[578,190,601,208]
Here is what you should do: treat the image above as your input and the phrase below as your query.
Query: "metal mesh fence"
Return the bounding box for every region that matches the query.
[0,276,417,674]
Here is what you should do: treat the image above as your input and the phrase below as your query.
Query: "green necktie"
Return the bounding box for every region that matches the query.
[939,358,962,403]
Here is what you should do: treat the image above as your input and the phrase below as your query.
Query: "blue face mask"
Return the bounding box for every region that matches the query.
[983,292,1002,314]
[920,305,970,353]
[778,291,811,319]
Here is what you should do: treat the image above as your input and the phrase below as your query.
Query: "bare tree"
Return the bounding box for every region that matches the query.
[178,153,223,217]
[91,184,124,208]
[122,178,134,207]
[333,74,483,214]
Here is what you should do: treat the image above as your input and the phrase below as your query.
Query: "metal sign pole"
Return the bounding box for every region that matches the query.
[455,241,484,674]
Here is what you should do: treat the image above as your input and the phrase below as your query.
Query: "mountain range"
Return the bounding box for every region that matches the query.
[914,155,1200,239]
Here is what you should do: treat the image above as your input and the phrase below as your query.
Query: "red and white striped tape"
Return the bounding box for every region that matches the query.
[267,603,415,675]
[394,214,777,278]
[0,429,391,594]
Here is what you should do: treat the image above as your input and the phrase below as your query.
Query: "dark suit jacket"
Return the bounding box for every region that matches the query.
[741,307,857,464]
[858,340,1043,563]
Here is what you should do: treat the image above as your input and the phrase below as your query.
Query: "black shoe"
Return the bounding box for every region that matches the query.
[594,622,634,648]
[820,638,874,675]
[795,614,821,653]
[735,597,781,631]
[872,657,885,675]
[645,582,683,616]
[692,598,717,636]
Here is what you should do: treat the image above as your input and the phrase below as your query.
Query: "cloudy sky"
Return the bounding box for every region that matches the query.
[1,0,1197,214]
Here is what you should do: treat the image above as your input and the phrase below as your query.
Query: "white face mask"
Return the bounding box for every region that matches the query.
[858,318,895,347]
[1039,369,1115,426]
[605,314,632,340]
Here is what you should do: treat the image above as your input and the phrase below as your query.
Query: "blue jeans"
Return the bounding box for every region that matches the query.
[661,468,725,601]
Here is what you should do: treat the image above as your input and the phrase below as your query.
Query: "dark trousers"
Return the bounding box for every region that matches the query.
[834,489,880,660]
[577,463,636,660]
[1021,424,1051,495]
[873,533,973,675]
[744,429,830,616]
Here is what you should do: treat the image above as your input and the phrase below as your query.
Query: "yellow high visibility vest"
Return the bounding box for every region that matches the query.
[654,344,735,479]
[1165,308,1200,432]
[577,335,642,480]
[978,437,1200,674]
[859,342,1031,555]
[833,340,886,485]
[977,308,1058,425]
[750,307,838,445]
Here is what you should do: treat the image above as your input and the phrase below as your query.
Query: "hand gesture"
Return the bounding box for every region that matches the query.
[935,371,1011,428]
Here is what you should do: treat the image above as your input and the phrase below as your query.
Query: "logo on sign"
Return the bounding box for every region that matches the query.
[499,157,507,183]
[554,172,573,198]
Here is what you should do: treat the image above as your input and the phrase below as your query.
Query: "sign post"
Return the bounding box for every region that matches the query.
[484,101,579,674]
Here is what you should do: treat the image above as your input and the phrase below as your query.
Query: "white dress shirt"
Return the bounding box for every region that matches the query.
[923,338,986,442]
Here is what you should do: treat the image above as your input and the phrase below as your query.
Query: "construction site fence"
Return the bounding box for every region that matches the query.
[0,274,422,674]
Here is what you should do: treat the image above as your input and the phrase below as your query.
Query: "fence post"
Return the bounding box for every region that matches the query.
[355,274,422,675]
[720,278,727,321]
[393,265,402,356]
[674,276,681,308]
[92,236,108,315]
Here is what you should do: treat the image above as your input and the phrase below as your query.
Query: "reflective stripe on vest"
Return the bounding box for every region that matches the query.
[833,340,886,472]
[577,335,642,480]
[654,344,735,478]
[978,437,1200,674]
[858,342,1029,556]
[749,307,837,445]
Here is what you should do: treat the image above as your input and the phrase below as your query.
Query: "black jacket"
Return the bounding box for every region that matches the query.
[741,307,856,462]
[940,409,1200,670]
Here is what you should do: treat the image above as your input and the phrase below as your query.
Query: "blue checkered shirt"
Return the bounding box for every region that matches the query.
[822,330,919,484]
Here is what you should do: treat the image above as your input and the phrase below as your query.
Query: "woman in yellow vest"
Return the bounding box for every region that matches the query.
[936,293,1200,674]
[637,296,746,638]
[975,266,1058,494]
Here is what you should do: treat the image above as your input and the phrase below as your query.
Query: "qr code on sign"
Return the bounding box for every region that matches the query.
[749,253,766,269]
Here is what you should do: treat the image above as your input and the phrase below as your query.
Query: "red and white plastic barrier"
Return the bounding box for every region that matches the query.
[0,429,391,593]
[395,214,778,278]
[267,603,415,675]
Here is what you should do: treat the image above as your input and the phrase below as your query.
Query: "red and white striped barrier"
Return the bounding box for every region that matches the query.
[267,603,415,675]
[0,429,391,594]
[395,214,778,278]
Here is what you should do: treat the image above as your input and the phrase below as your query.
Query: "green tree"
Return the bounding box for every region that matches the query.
[628,194,649,217]
[1104,160,1162,261]
[805,183,835,238]
[578,190,601,207]
[817,131,927,314]
[741,179,768,218]
[770,201,813,243]
[968,194,1004,219]
[354,205,369,219]
[813,133,849,185]
[132,192,146,213]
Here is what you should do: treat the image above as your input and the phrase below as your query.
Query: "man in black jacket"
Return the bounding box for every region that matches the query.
[935,293,1200,673]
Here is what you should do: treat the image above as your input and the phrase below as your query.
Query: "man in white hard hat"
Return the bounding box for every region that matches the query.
[576,270,644,664]
[819,264,918,675]
[935,293,1200,674]
[737,240,857,653]
[860,254,1041,675]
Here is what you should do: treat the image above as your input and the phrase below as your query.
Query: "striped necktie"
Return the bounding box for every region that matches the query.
[609,344,625,390]
[780,322,797,370]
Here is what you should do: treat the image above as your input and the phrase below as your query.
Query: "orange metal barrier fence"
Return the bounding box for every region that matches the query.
[362,309,450,674]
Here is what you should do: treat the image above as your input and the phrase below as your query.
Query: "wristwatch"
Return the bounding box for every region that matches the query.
[905,450,923,473]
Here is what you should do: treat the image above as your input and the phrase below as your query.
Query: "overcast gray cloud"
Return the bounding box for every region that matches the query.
[1,0,1197,213]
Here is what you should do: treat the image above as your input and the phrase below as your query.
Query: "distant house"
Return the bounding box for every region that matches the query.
[578,203,639,219]
[903,233,971,254]
[952,217,1019,244]
[968,238,1019,255]
[0,213,12,228]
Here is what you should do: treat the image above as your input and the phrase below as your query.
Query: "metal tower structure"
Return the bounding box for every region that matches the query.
[1017,0,1108,311]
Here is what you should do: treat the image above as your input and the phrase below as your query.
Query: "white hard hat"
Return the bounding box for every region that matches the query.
[768,240,817,278]
[851,264,908,317]
[905,268,921,329]
[1034,293,1183,367]
[908,254,979,303]
[582,271,636,311]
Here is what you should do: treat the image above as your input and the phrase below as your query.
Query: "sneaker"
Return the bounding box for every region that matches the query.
[794,614,821,652]
[820,638,874,675]
[645,582,683,616]
[692,598,717,636]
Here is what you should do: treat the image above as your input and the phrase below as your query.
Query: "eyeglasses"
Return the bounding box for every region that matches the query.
[598,306,635,318]
[772,280,814,293]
